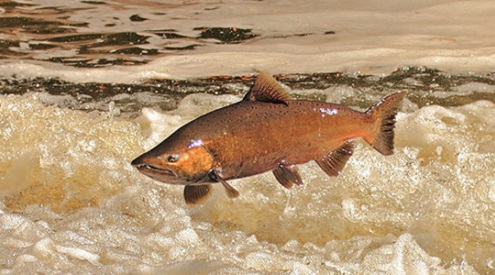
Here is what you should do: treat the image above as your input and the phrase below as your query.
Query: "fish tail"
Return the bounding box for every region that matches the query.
[363,91,408,155]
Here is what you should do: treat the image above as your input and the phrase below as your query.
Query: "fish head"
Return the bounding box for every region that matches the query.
[131,139,214,185]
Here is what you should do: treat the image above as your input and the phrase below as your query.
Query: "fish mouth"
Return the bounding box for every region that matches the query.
[132,162,178,179]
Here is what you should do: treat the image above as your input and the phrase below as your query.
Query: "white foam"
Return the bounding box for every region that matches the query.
[55,245,100,266]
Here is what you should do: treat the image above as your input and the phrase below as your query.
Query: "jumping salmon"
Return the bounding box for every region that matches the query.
[131,71,407,205]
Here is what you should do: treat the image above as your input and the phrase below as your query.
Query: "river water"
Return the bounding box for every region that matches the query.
[1,0,494,274]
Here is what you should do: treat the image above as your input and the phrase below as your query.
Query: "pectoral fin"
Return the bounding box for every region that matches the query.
[272,163,303,188]
[316,141,354,177]
[209,171,240,199]
[184,185,212,205]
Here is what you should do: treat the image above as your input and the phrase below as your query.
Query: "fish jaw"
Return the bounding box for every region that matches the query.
[131,154,185,184]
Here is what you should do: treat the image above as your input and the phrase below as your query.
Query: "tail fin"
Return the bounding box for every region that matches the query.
[363,91,408,155]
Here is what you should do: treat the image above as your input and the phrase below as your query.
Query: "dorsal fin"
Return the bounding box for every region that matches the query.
[243,71,291,104]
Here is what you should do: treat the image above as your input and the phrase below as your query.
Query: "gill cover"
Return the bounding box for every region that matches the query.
[176,143,215,183]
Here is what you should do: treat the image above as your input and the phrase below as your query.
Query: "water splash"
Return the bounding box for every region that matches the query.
[1,92,493,273]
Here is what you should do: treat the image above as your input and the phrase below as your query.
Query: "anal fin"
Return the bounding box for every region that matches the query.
[315,141,354,177]
[273,163,303,188]
[184,185,212,205]
[209,171,240,199]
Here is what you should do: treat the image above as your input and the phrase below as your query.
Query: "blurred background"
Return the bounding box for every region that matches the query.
[0,1,494,274]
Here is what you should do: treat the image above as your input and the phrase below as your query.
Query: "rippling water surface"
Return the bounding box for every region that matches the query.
[1,1,494,274]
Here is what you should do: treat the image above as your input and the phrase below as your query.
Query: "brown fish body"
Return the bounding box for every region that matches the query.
[132,71,408,205]
[174,100,370,180]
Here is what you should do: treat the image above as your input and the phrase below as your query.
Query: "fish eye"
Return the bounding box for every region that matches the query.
[166,154,180,163]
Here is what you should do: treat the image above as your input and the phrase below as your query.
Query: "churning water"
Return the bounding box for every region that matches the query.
[1,1,494,274]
